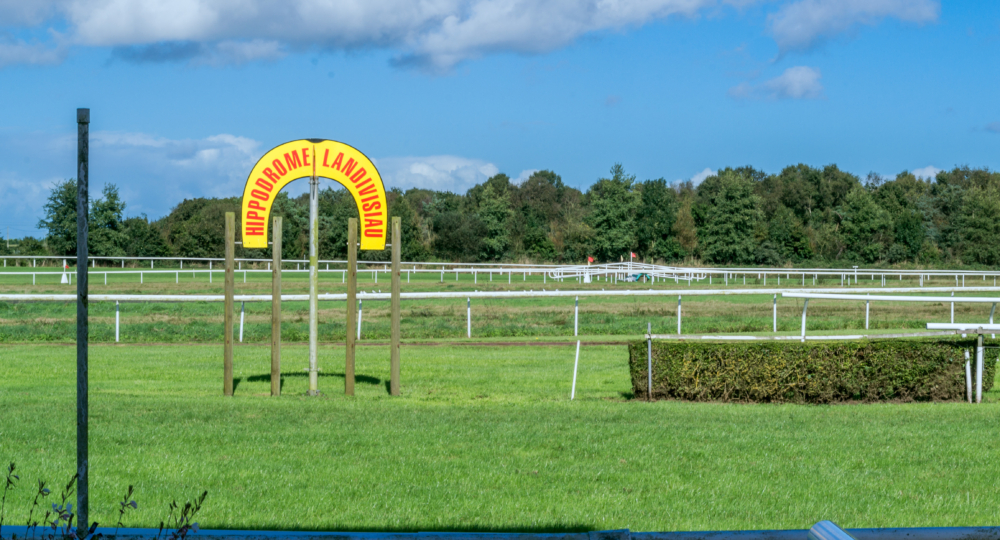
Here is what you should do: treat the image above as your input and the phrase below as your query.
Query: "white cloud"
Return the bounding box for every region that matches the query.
[0,0,945,71]
[0,129,263,230]
[0,38,67,67]
[912,165,941,180]
[679,167,715,185]
[3,0,718,71]
[768,0,939,54]
[729,65,823,100]
[514,169,540,184]
[375,155,500,192]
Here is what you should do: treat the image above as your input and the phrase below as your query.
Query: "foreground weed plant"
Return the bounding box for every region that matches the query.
[0,462,205,540]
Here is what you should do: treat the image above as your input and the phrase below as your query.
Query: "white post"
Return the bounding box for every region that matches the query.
[990,303,996,339]
[239,301,245,343]
[571,340,581,400]
[773,294,777,333]
[647,322,652,399]
[800,299,809,342]
[965,351,972,403]
[140,272,143,284]
[210,270,212,284]
[865,296,870,330]
[677,296,682,335]
[104,273,107,285]
[357,300,363,340]
[951,292,954,323]
[115,301,120,343]
[975,336,983,404]
[467,297,471,338]
[175,271,178,284]
[151,260,153,269]
[574,296,579,337]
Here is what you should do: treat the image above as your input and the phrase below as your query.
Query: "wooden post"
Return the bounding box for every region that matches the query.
[224,212,235,397]
[390,217,401,396]
[345,218,358,395]
[271,216,282,397]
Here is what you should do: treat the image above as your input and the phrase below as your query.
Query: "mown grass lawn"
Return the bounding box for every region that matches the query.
[1,342,998,532]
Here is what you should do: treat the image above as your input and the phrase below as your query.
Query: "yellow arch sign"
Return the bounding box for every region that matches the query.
[241,139,388,250]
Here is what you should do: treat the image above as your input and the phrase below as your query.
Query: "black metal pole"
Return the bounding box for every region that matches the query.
[76,108,89,537]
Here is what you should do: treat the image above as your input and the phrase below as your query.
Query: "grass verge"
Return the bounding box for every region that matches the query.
[1,343,998,531]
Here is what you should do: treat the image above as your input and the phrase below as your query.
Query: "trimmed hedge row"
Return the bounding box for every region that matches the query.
[628,338,997,403]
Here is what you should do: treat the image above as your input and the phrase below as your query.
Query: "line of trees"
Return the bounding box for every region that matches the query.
[10,163,1000,268]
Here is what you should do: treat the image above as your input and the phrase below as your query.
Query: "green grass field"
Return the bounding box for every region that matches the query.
[1,342,998,532]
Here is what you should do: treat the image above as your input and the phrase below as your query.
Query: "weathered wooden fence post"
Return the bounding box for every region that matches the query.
[345,218,358,395]
[271,216,282,396]
[390,217,401,396]
[224,212,235,397]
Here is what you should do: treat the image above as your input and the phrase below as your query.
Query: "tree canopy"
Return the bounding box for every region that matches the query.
[24,164,1000,268]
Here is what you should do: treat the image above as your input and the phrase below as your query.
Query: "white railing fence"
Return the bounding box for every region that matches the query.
[3,286,999,344]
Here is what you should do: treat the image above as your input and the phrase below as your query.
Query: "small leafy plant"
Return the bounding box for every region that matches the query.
[0,462,205,540]
[1,463,19,538]
[114,486,137,539]
[156,491,207,540]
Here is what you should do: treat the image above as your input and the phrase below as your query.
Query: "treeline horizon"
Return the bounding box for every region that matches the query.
[9,163,1000,269]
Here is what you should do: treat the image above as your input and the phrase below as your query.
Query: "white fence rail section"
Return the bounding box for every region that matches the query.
[783,292,1000,342]
[3,286,999,342]
[3,256,1000,288]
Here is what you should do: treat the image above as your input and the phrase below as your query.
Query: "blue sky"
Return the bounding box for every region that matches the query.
[0,0,998,238]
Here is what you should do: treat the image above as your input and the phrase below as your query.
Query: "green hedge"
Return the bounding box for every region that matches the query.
[628,338,997,403]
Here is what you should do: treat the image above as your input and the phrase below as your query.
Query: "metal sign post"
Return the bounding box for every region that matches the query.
[75,107,90,539]
[308,164,319,396]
